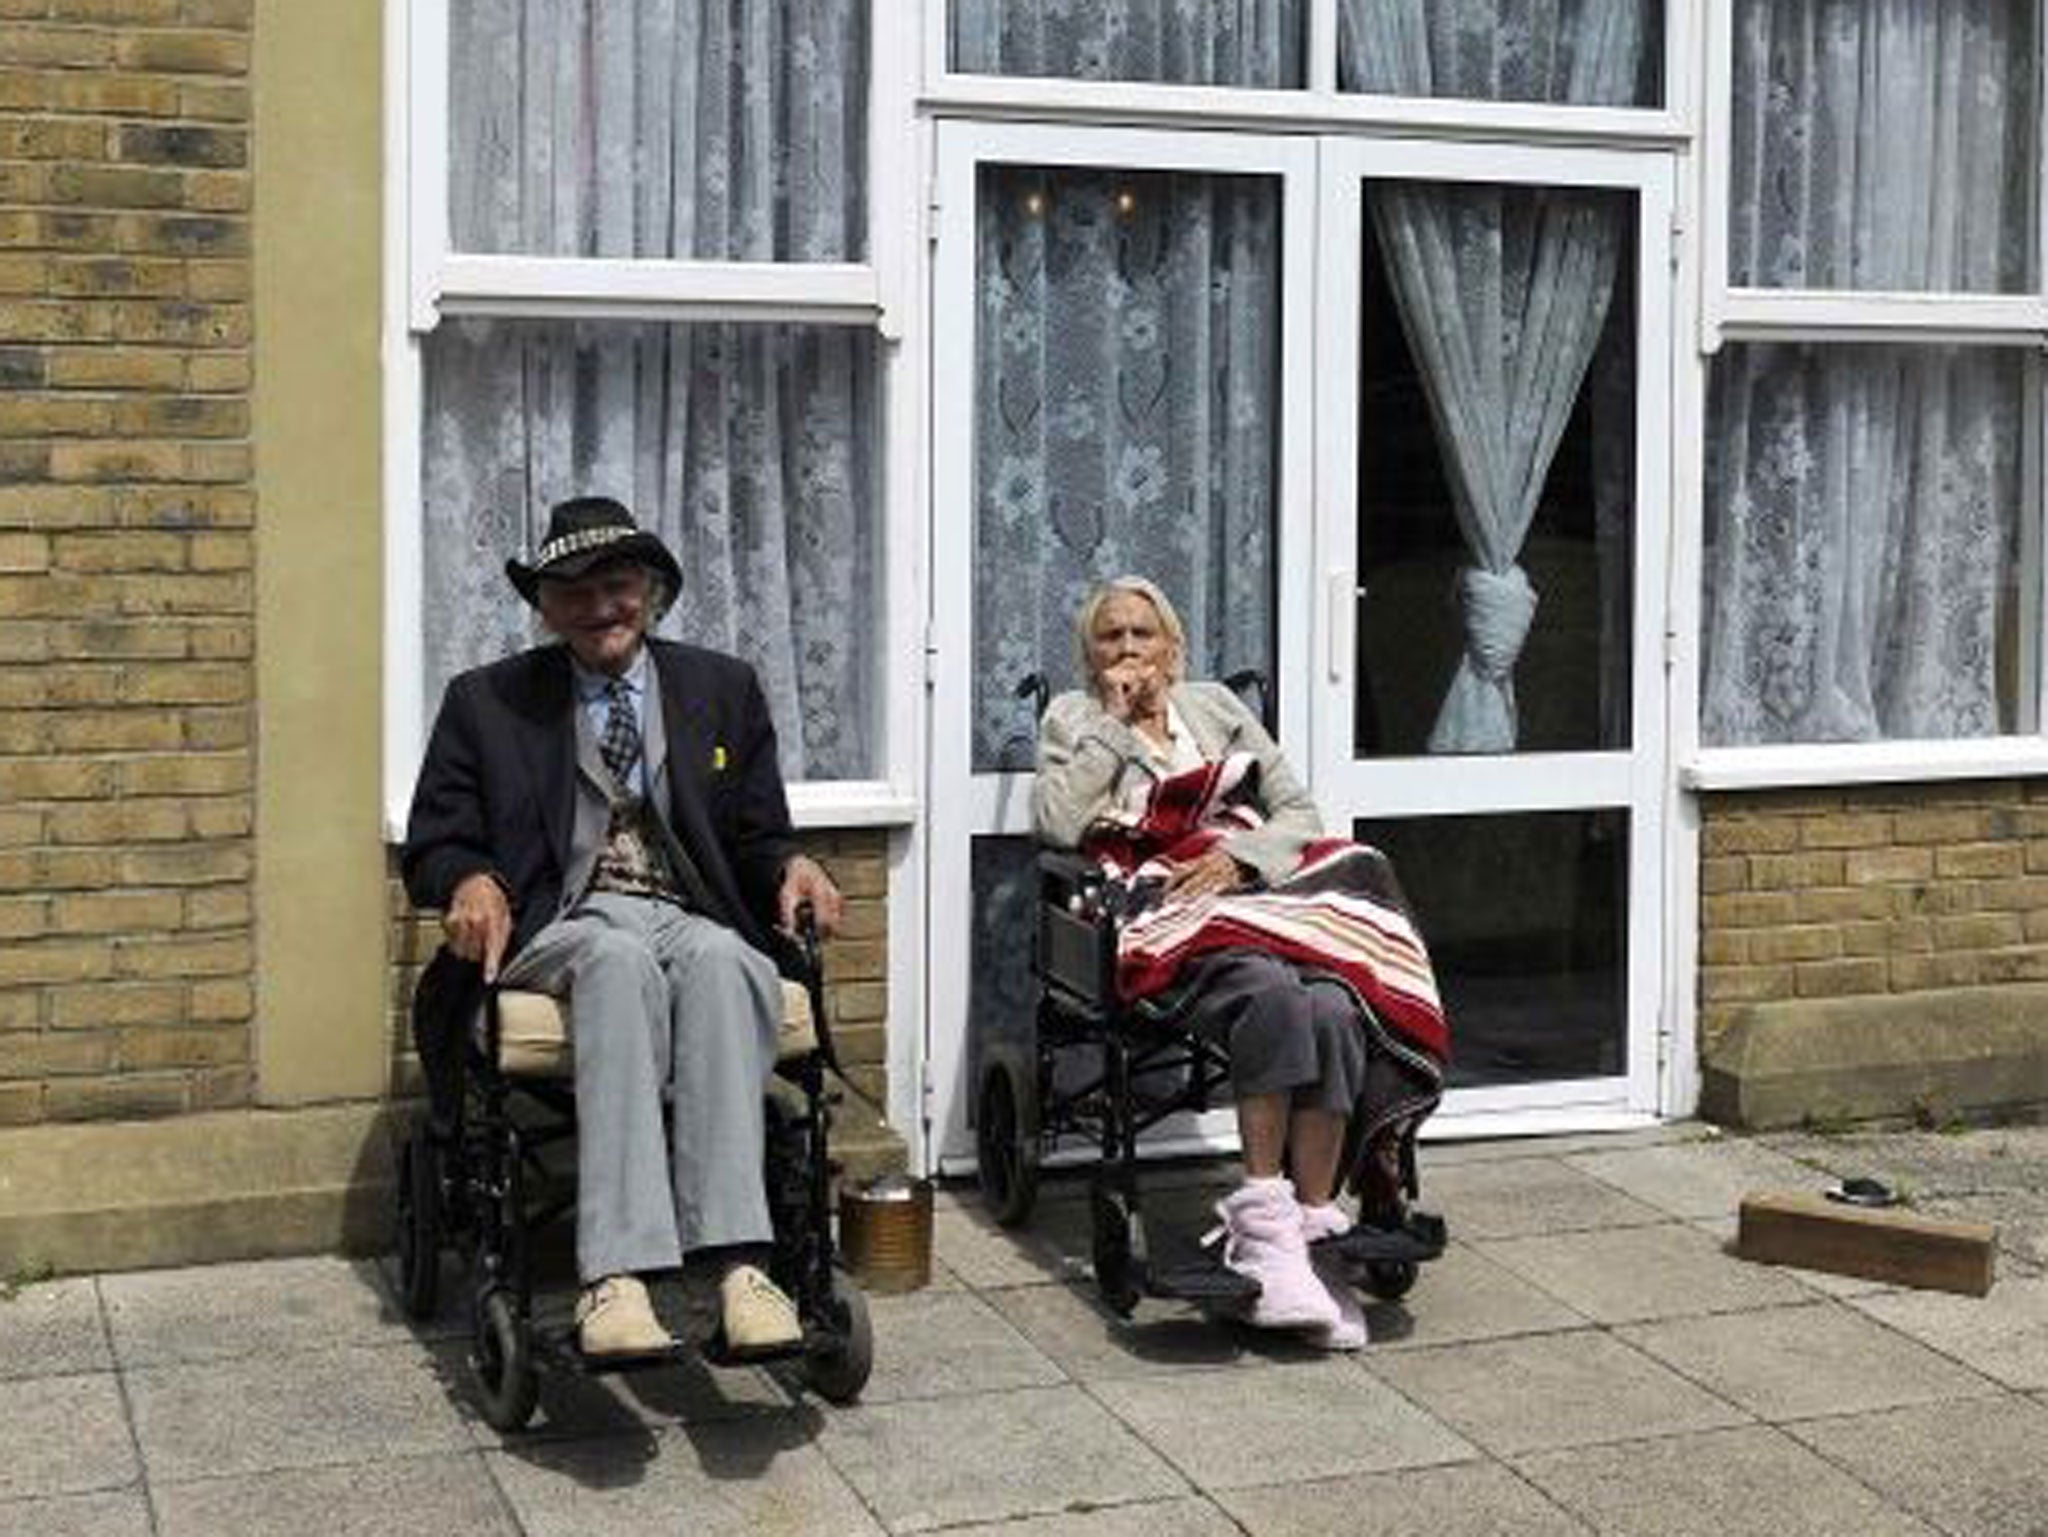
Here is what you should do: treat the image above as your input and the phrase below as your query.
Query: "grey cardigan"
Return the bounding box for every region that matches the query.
[1031,680,1322,888]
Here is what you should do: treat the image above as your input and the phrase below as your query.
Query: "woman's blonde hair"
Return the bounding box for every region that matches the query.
[1074,575,1187,685]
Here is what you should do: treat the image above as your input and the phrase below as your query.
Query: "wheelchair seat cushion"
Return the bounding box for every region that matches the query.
[494,981,816,1077]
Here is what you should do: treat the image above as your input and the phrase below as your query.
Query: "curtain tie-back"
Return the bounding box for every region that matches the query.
[1457,565,1538,684]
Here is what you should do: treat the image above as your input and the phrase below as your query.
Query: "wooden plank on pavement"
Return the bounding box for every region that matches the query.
[1735,1192,1996,1297]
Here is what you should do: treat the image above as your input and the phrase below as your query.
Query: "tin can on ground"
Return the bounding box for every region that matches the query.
[838,1175,933,1293]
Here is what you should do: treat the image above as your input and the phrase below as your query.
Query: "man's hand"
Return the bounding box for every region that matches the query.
[444,871,512,983]
[1165,847,1242,901]
[778,854,844,938]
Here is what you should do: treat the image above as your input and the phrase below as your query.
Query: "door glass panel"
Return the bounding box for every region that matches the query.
[1355,181,1636,758]
[968,834,1039,1102]
[971,165,1282,771]
[1356,810,1628,1088]
[1337,0,1662,109]
[952,1,1305,87]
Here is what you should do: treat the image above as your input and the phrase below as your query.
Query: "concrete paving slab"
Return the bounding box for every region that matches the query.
[1090,1359,1475,1492]
[1786,1396,2048,1537]
[1848,1275,2048,1391]
[0,1373,139,1501]
[1368,1332,1748,1457]
[0,1278,109,1380]
[488,1420,884,1537]
[0,1488,152,1537]
[932,1495,1244,1537]
[930,1205,1086,1291]
[1418,1159,1665,1240]
[124,1343,473,1483]
[1214,1460,1592,1537]
[1617,1301,2001,1422]
[1363,1242,1587,1350]
[1419,1125,1706,1168]
[450,1342,795,1448]
[1760,1126,2048,1199]
[1563,1137,1822,1220]
[101,1255,403,1366]
[856,1288,1067,1402]
[151,1452,518,1536]
[1478,1221,1819,1325]
[816,1383,1185,1532]
[1915,1190,2048,1273]
[980,1280,1250,1380]
[1513,1424,1933,1537]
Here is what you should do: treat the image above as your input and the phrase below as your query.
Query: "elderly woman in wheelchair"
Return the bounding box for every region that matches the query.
[1029,575,1446,1350]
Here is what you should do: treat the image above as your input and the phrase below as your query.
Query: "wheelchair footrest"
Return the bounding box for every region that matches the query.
[1144,1255,1260,1307]
[539,1328,695,1376]
[1313,1210,1448,1269]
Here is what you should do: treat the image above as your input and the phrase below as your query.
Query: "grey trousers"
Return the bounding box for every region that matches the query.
[500,891,783,1282]
[1181,949,1367,1116]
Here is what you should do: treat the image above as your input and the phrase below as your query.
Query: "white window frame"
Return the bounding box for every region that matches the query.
[922,0,1694,148]
[1684,0,2048,794]
[380,0,927,838]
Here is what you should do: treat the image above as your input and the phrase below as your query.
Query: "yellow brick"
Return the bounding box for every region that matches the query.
[184,170,247,213]
[1698,931,1745,966]
[182,886,247,928]
[41,803,183,853]
[187,976,250,1021]
[1702,891,1798,929]
[110,300,248,346]
[0,298,111,342]
[49,619,188,659]
[0,1031,116,1078]
[0,896,50,940]
[2025,910,2048,944]
[1893,808,1996,845]
[117,751,249,796]
[1937,844,2024,880]
[1791,887,1891,923]
[0,533,50,572]
[49,255,187,298]
[46,349,185,392]
[178,80,249,121]
[114,30,248,74]
[0,808,45,846]
[184,351,247,392]
[0,756,119,800]
[0,27,117,70]
[1701,817,1801,856]
[114,394,247,437]
[0,1082,44,1125]
[187,1063,250,1110]
[1699,855,1748,895]
[116,1024,244,1070]
[44,1073,188,1122]
[120,842,248,884]
[184,800,248,837]
[0,252,51,293]
[118,661,247,704]
[833,981,887,1022]
[48,439,186,483]
[53,531,189,573]
[0,847,120,888]
[48,981,183,1030]
[0,941,112,987]
[181,0,253,26]
[187,533,248,570]
[48,713,183,752]
[1793,957,1888,998]
[1749,851,1846,890]
[1746,926,1840,965]
[822,937,884,981]
[1975,875,2048,912]
[180,706,248,749]
[1846,847,1935,885]
[185,259,247,301]
[187,622,248,659]
[45,70,181,116]
[59,0,182,21]
[117,571,250,615]
[51,890,183,935]
[1890,952,1985,991]
[0,991,42,1031]
[180,441,250,481]
[1933,912,2025,951]
[1699,965,1795,1004]
[113,933,250,979]
[0,395,113,435]
[1978,947,2048,983]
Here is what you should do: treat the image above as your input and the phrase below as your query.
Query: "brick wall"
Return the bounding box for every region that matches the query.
[385,830,894,1108]
[0,0,253,1125]
[1698,781,2048,1049]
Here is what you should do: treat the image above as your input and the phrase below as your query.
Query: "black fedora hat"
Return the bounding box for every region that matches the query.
[505,496,682,608]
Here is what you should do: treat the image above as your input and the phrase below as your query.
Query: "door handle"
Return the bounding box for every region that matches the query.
[1327,570,1353,683]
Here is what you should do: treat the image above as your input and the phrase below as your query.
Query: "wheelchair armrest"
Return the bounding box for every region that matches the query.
[1034,848,1119,1009]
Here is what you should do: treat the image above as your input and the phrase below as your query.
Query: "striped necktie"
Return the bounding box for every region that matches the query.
[599,676,641,791]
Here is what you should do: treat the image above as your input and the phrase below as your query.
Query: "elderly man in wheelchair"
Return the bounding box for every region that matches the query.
[1011,575,1447,1350]
[397,496,870,1424]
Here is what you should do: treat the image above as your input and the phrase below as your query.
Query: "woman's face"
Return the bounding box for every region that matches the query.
[1087,590,1174,684]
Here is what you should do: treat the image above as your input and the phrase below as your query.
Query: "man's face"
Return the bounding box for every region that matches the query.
[536,559,654,676]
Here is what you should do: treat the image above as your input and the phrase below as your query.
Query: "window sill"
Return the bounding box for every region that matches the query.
[788,782,919,829]
[1683,738,2048,793]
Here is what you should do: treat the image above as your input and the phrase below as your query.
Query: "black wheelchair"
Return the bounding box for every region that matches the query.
[974,676,1446,1320]
[391,913,872,1430]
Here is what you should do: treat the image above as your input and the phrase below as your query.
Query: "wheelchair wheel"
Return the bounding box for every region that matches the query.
[1090,1183,1143,1318]
[802,1268,873,1405]
[1363,1260,1418,1302]
[975,1046,1039,1228]
[471,1288,539,1432]
[393,1125,441,1321]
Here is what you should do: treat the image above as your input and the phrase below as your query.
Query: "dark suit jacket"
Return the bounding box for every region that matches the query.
[402,637,798,962]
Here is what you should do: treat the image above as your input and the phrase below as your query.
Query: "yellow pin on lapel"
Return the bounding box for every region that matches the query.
[712,745,727,771]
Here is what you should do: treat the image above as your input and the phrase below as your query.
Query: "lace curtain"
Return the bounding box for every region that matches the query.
[1703,0,2030,745]
[423,0,874,780]
[951,0,1303,87]
[1341,0,1647,753]
[970,166,1281,772]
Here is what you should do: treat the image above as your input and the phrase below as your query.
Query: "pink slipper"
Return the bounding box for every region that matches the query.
[1209,1177,1339,1333]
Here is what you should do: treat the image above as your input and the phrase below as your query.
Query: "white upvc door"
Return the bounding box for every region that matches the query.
[1313,140,1676,1134]
[926,121,1319,1168]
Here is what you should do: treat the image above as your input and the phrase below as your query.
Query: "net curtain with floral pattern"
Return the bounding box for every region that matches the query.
[1341,0,1649,755]
[421,0,874,780]
[1701,0,2030,745]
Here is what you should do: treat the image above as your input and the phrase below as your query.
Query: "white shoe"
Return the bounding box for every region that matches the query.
[720,1264,802,1352]
[1302,1202,1369,1351]
[1210,1177,1341,1333]
[575,1274,675,1358]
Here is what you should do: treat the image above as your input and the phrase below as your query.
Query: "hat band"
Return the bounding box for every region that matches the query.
[533,526,635,567]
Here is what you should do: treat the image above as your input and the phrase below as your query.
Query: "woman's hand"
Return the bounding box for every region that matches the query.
[1099,657,1166,727]
[1166,847,1242,900]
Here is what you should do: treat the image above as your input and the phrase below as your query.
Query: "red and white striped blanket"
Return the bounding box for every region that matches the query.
[1082,753,1450,1067]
